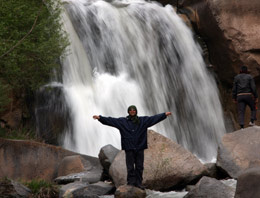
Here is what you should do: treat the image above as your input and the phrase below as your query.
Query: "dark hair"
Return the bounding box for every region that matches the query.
[240,66,248,73]
[127,105,137,114]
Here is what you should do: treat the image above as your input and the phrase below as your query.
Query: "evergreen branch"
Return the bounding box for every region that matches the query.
[0,3,43,59]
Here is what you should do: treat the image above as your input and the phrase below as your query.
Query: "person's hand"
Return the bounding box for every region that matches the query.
[93,115,100,120]
[165,112,171,116]
[232,99,237,104]
[255,98,258,103]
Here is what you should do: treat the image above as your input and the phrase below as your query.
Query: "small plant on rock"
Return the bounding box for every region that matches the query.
[24,179,59,198]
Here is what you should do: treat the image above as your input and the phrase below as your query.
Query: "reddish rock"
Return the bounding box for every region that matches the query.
[114,185,146,198]
[217,127,260,179]
[0,138,100,182]
[179,0,260,84]
[57,155,85,177]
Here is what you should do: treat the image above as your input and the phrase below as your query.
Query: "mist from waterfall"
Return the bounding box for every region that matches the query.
[59,0,225,162]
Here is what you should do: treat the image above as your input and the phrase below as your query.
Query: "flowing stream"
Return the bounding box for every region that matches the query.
[50,0,225,161]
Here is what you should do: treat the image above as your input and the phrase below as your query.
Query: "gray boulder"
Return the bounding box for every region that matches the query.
[235,167,260,198]
[55,154,103,184]
[217,127,260,178]
[59,181,89,197]
[184,176,235,198]
[109,130,207,190]
[98,144,120,179]
[60,181,115,198]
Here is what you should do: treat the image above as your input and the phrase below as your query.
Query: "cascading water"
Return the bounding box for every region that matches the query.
[55,0,226,161]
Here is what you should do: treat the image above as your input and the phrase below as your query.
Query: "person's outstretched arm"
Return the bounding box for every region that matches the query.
[93,115,121,128]
[144,112,171,128]
[93,115,100,120]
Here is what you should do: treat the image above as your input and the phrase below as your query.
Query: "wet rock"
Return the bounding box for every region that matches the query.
[114,185,146,198]
[55,169,102,185]
[204,163,218,179]
[184,176,235,198]
[109,130,207,190]
[217,127,260,178]
[235,167,260,198]
[35,86,72,145]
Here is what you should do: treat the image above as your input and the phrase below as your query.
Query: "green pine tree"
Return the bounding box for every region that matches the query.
[0,0,68,94]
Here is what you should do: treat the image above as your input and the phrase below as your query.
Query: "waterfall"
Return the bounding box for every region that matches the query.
[56,0,225,161]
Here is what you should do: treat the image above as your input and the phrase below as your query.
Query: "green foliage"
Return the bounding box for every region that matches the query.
[0,0,68,94]
[0,127,36,140]
[24,179,59,197]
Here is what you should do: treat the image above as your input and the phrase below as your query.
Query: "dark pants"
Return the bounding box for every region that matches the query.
[237,95,256,125]
[125,149,144,187]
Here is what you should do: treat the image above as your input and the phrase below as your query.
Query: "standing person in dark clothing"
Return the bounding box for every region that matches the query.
[232,66,258,129]
[93,105,171,189]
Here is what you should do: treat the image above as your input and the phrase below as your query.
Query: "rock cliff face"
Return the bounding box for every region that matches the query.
[178,0,260,85]
[174,0,260,129]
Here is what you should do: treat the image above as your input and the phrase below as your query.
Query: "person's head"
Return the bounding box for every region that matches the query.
[127,105,137,117]
[240,66,248,73]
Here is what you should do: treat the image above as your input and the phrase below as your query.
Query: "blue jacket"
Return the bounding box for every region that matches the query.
[99,113,167,150]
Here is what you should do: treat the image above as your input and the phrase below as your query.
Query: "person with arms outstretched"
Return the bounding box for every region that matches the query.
[93,105,171,189]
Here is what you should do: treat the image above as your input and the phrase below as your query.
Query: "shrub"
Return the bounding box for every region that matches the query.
[0,0,68,100]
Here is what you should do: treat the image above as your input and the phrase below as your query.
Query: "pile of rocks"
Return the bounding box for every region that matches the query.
[1,127,260,197]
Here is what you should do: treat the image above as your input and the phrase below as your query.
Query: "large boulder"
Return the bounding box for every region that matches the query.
[235,167,260,198]
[109,130,207,190]
[217,126,260,178]
[0,138,102,181]
[184,176,235,198]
[178,0,260,85]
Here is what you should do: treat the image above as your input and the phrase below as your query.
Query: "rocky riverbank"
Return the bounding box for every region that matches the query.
[1,128,260,197]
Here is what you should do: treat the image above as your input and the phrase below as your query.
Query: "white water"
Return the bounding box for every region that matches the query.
[59,0,225,161]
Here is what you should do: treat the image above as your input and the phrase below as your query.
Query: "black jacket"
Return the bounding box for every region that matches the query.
[99,113,167,150]
[232,73,258,99]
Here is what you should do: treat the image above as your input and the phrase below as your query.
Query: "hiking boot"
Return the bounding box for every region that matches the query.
[249,122,255,126]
